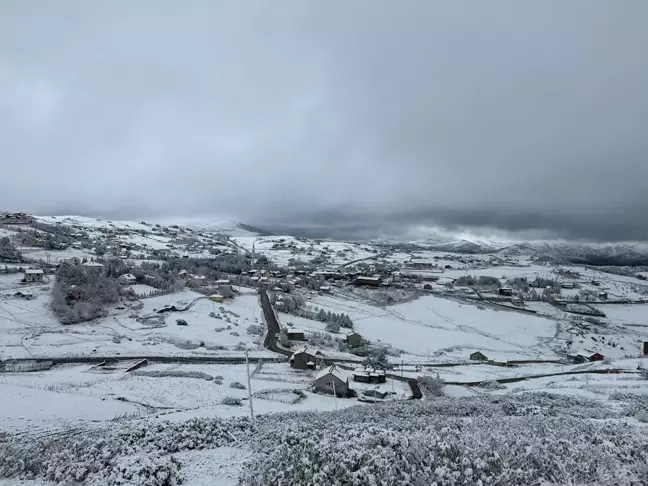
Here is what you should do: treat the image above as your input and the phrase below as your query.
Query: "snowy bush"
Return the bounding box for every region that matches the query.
[246,324,264,336]
[0,417,249,484]
[2,393,648,485]
[241,397,648,485]
[132,370,215,381]
[230,381,246,390]
[222,396,243,406]
[477,380,506,390]
[418,374,446,396]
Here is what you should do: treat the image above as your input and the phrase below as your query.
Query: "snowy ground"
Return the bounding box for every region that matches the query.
[232,236,377,267]
[0,361,410,434]
[308,292,561,362]
[0,285,275,359]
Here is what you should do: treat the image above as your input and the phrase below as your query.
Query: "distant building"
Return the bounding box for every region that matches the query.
[209,294,224,303]
[120,273,137,284]
[313,365,350,396]
[352,367,386,384]
[643,342,648,356]
[561,282,575,289]
[590,280,600,286]
[470,351,488,361]
[405,260,438,270]
[363,389,388,399]
[319,286,331,293]
[188,275,207,286]
[498,288,513,296]
[82,261,104,271]
[589,352,604,362]
[0,212,32,225]
[289,347,322,369]
[345,331,363,348]
[23,268,44,283]
[287,329,305,341]
[354,276,382,287]
[218,284,235,298]
[598,292,608,300]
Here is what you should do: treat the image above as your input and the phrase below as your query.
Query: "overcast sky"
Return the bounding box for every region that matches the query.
[2,1,647,241]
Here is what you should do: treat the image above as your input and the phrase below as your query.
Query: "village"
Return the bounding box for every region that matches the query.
[0,212,647,436]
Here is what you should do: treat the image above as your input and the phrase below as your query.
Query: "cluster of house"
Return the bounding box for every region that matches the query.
[470,349,612,365]
[283,329,364,348]
[0,212,33,225]
[289,347,389,399]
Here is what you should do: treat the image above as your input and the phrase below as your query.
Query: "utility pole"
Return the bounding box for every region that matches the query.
[332,376,338,411]
[245,348,254,422]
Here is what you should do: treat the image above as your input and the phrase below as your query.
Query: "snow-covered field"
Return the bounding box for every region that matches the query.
[309,293,560,362]
[0,284,275,360]
[232,235,377,267]
[0,360,410,435]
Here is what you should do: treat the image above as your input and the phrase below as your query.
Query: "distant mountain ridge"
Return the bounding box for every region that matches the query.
[417,238,648,266]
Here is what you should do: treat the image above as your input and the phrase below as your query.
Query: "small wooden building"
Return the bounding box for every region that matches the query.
[363,389,388,399]
[290,347,321,369]
[209,294,224,303]
[287,329,305,341]
[313,365,350,396]
[353,276,382,287]
[589,352,605,362]
[352,367,386,384]
[345,331,363,348]
[470,351,488,361]
[498,288,513,296]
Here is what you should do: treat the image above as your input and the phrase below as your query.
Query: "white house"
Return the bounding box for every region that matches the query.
[23,268,44,283]
[120,273,137,284]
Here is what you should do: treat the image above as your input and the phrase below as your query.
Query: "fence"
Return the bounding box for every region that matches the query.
[2,359,53,373]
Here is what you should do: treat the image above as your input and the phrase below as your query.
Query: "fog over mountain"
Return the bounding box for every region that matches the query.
[2,1,647,242]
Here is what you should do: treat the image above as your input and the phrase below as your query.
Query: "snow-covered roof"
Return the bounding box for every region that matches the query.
[24,269,43,274]
[82,261,104,267]
[209,294,224,299]
[290,346,322,358]
[314,365,347,383]
[287,329,304,334]
[353,367,385,376]
[215,279,231,284]
[121,273,136,280]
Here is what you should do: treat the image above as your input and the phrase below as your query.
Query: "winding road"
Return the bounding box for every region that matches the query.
[257,289,422,398]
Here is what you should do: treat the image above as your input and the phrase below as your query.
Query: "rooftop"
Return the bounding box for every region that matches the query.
[314,365,347,382]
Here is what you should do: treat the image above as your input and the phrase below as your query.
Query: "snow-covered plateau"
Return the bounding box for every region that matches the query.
[0,214,647,484]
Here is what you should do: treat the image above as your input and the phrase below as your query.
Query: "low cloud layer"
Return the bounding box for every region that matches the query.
[2,1,647,241]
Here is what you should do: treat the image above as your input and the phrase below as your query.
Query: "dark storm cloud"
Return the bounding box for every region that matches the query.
[1,1,647,241]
